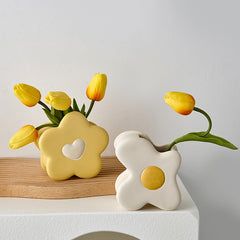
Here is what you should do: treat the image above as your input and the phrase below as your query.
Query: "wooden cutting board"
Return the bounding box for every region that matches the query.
[0,157,125,199]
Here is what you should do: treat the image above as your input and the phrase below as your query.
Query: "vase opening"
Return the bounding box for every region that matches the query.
[139,134,172,153]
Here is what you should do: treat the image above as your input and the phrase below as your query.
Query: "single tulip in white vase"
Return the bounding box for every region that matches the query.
[115,92,237,211]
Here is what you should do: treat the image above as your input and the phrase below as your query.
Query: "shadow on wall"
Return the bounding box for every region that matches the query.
[74,231,139,240]
[181,176,240,240]
[180,149,240,240]
[200,202,240,240]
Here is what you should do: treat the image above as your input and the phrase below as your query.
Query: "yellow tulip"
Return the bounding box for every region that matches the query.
[45,91,71,111]
[86,73,107,101]
[14,83,41,107]
[9,125,38,149]
[164,91,195,115]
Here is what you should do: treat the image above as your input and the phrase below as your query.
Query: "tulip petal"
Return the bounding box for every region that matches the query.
[14,83,41,107]
[164,91,195,115]
[9,125,38,149]
[45,91,71,111]
[86,73,107,101]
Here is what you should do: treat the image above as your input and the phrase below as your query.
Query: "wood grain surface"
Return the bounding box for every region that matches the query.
[0,157,125,199]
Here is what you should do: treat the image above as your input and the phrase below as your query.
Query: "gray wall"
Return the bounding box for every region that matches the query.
[0,1,239,239]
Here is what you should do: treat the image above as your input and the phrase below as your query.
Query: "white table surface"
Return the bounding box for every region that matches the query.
[0,178,199,240]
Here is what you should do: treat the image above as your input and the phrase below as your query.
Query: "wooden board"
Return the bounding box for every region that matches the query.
[0,157,125,199]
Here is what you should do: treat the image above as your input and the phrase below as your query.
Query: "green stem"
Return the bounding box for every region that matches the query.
[38,101,51,111]
[36,123,57,130]
[166,140,177,151]
[193,107,212,136]
[85,100,95,118]
[166,106,213,151]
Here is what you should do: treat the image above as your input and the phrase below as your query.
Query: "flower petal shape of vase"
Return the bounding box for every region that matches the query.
[114,131,181,211]
[38,112,109,180]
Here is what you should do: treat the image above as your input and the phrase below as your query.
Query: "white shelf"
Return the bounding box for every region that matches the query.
[0,178,199,240]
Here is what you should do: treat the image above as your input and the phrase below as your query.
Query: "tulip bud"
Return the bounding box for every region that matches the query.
[164,91,195,115]
[86,73,107,101]
[9,125,38,149]
[45,91,71,111]
[14,83,41,107]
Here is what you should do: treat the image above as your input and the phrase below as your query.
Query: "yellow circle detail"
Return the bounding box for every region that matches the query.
[141,166,165,190]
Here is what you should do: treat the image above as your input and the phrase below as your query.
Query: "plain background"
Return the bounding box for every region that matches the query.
[0,1,239,239]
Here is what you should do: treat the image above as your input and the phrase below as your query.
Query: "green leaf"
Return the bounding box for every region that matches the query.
[51,107,55,115]
[80,104,86,115]
[63,106,73,115]
[51,107,63,120]
[42,108,60,125]
[174,132,238,150]
[73,98,80,112]
[55,110,64,120]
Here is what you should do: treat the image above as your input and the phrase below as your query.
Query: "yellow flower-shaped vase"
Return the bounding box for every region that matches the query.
[38,111,109,180]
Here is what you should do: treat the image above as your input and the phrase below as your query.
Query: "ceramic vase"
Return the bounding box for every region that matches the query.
[37,111,109,180]
[114,131,181,211]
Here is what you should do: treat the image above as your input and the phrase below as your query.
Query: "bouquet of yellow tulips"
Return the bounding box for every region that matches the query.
[9,73,107,150]
[164,92,237,150]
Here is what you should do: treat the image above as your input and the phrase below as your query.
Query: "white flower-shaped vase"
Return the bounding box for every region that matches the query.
[114,131,181,211]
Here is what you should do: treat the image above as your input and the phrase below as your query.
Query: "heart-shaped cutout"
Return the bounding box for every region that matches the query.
[62,138,85,160]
